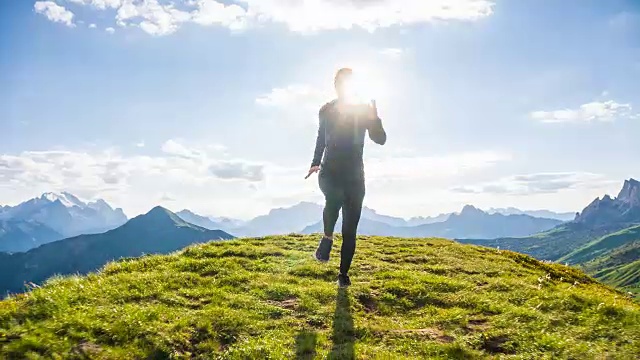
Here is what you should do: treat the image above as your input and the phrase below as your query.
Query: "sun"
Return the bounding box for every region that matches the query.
[343,74,374,105]
[339,62,386,105]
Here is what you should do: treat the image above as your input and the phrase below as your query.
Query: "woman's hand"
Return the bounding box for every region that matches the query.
[305,166,321,179]
[368,100,378,120]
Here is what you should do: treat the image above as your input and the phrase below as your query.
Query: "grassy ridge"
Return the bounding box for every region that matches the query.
[594,260,640,297]
[560,225,640,265]
[459,222,637,261]
[1,235,639,359]
[557,225,640,295]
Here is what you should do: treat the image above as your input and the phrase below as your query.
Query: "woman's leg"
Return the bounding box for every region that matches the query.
[339,176,365,275]
[316,170,344,261]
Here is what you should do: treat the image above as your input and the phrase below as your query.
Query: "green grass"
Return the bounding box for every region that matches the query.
[460,221,638,261]
[560,225,640,265]
[554,225,640,296]
[1,235,639,359]
[594,259,640,297]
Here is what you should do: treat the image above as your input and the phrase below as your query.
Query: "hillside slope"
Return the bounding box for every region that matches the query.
[1,235,638,359]
[581,240,640,296]
[594,260,640,296]
[457,221,636,262]
[560,225,640,265]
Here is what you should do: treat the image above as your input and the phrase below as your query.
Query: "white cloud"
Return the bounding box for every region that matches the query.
[379,48,405,59]
[190,0,248,30]
[256,85,330,108]
[161,139,203,159]
[46,0,494,36]
[92,0,123,9]
[88,23,97,28]
[239,0,494,33]
[159,193,177,202]
[67,0,122,9]
[116,0,192,36]
[34,1,75,27]
[530,100,634,123]
[452,172,618,196]
[365,151,510,181]
[105,27,115,33]
[209,161,264,182]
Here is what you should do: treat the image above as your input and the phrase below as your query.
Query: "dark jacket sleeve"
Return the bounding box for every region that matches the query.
[368,116,387,145]
[311,108,327,167]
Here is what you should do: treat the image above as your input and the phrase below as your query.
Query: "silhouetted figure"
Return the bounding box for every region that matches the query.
[306,68,387,287]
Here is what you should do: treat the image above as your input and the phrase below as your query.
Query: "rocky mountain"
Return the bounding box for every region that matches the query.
[487,207,576,222]
[0,206,234,296]
[0,192,128,240]
[574,179,640,226]
[302,205,562,239]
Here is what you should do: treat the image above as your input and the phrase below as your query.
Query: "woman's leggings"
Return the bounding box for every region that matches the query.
[318,169,366,275]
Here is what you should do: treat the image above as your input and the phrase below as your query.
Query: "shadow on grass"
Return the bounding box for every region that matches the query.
[295,330,318,360]
[329,287,354,359]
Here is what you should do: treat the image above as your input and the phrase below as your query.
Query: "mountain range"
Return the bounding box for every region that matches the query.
[459,178,640,295]
[0,192,127,253]
[179,202,565,240]
[301,205,562,239]
[1,191,573,254]
[0,206,233,297]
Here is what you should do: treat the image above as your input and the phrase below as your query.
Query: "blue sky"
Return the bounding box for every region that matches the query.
[1,0,640,219]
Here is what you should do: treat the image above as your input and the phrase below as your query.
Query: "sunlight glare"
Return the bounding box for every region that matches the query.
[340,63,386,106]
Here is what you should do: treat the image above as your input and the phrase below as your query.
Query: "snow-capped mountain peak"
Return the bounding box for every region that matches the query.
[41,192,86,208]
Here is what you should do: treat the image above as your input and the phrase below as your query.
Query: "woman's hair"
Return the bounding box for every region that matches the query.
[334,67,353,88]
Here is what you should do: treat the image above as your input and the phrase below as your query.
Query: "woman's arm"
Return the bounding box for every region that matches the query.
[367,101,386,145]
[311,108,327,167]
[368,116,387,145]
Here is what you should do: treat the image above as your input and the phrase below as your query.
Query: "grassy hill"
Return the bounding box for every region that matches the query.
[458,221,637,262]
[554,225,640,296]
[594,260,640,297]
[580,240,640,296]
[1,235,639,359]
[559,225,640,265]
